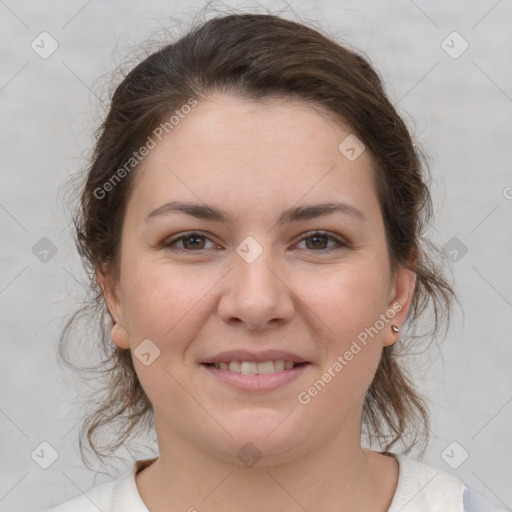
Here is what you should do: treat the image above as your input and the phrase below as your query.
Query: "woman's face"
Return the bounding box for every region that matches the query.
[102,93,415,465]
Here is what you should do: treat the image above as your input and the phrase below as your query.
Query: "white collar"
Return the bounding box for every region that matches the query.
[387,453,464,512]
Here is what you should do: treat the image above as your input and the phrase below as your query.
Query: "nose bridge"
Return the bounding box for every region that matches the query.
[218,235,294,328]
[234,235,283,300]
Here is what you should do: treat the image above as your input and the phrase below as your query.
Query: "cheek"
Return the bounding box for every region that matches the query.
[302,258,390,345]
[297,264,388,417]
[120,256,218,343]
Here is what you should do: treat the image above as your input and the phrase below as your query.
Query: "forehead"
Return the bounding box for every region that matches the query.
[127,93,379,222]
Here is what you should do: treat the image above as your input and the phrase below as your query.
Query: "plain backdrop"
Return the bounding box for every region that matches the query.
[1,1,511,511]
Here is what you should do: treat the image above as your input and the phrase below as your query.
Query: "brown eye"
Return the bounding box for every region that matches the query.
[296,231,347,252]
[163,232,215,252]
[181,234,207,250]
[305,234,329,250]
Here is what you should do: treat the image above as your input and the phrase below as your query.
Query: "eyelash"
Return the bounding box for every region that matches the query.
[162,230,349,254]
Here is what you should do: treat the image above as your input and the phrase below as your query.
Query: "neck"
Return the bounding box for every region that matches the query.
[136,412,397,512]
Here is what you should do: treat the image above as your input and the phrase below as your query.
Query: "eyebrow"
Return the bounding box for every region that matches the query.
[145,200,366,225]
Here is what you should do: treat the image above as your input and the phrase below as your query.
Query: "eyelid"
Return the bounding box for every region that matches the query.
[293,230,349,250]
[162,231,218,251]
[162,230,349,253]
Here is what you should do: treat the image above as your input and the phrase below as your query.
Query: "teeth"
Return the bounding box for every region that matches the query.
[240,361,258,375]
[256,361,274,374]
[273,360,285,372]
[228,361,240,372]
[212,360,298,374]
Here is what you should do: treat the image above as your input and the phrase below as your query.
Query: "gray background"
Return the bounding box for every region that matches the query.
[1,1,511,511]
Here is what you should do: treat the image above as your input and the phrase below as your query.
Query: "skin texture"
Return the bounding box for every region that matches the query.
[99,93,416,511]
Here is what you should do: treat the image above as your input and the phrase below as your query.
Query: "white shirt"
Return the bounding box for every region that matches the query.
[47,453,509,511]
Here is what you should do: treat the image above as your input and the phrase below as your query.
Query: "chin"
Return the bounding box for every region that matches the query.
[206,409,316,467]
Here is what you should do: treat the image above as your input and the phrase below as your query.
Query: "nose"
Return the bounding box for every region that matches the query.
[217,246,295,331]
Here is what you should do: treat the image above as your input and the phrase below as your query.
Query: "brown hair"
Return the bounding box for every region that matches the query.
[60,9,455,469]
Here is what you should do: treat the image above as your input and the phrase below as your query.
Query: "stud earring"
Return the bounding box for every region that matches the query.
[391,324,399,334]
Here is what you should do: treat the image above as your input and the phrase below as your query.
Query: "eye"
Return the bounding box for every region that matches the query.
[161,230,349,254]
[294,231,348,252]
[162,232,217,253]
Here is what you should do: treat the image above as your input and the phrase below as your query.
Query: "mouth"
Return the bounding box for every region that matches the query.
[202,360,308,375]
[200,359,312,392]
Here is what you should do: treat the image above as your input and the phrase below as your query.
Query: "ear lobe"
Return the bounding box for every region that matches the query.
[383,266,417,347]
[110,320,130,350]
[96,268,130,350]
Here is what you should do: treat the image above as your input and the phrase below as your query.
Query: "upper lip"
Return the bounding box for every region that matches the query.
[201,350,310,364]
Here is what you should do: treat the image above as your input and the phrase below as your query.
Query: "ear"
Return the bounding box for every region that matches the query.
[382,263,417,348]
[96,267,130,350]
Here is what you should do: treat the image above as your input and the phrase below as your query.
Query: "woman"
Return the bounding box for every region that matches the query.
[48,11,507,512]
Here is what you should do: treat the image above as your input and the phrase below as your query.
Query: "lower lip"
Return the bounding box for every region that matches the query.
[200,363,311,391]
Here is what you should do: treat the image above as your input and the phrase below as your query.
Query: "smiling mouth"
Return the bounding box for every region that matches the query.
[202,361,308,375]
